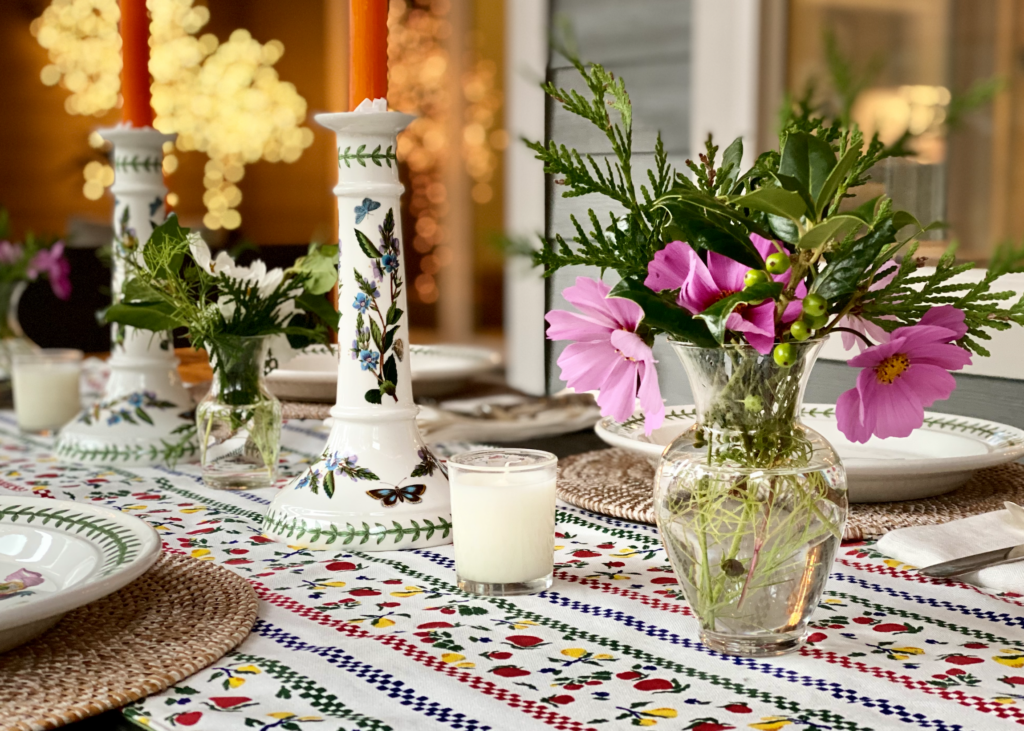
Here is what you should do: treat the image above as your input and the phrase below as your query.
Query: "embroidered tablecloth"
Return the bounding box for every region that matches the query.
[1,413,1023,731]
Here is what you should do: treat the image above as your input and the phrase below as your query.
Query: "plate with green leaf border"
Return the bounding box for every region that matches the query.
[595,403,1024,503]
[0,497,160,652]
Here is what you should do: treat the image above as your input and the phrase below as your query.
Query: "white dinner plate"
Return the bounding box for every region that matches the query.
[267,344,502,402]
[595,404,1024,503]
[0,497,160,653]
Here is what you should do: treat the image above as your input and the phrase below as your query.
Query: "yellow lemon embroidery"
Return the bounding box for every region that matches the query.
[561,648,588,658]
[372,617,395,628]
[190,549,211,559]
[391,586,425,598]
[319,581,346,588]
[593,653,614,660]
[267,712,295,719]
[751,719,793,730]
[228,677,246,688]
[236,665,262,674]
[644,708,677,718]
[441,653,465,663]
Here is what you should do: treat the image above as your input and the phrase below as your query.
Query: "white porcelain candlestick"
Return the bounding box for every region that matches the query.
[448,449,558,595]
[264,108,452,550]
[56,127,197,465]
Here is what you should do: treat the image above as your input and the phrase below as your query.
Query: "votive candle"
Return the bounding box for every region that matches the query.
[448,449,558,596]
[12,350,83,433]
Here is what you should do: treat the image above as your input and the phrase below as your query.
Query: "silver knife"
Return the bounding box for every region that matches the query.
[919,544,1024,578]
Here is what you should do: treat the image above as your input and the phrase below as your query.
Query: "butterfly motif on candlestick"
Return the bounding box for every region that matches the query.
[354,197,381,224]
[366,483,427,507]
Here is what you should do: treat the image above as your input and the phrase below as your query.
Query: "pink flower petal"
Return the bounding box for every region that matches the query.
[836,386,873,444]
[555,342,620,393]
[907,341,972,372]
[902,363,957,408]
[848,336,907,369]
[781,280,808,324]
[706,251,747,294]
[5,568,44,588]
[595,357,640,423]
[917,305,968,341]
[546,310,615,343]
[860,373,923,439]
[636,360,665,435]
[645,241,693,293]
[562,277,641,330]
[726,301,776,354]
[609,329,653,363]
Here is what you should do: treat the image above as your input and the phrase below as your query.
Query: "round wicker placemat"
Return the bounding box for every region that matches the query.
[282,400,332,421]
[0,552,258,731]
[557,448,1024,541]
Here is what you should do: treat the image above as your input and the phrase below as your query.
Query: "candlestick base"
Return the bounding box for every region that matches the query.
[263,109,451,551]
[56,126,197,467]
[457,574,554,597]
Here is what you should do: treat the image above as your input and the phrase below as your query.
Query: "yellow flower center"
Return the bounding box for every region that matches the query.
[875,353,911,384]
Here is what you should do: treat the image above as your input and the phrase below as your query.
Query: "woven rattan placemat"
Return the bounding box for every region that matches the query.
[557,448,1024,541]
[0,552,258,731]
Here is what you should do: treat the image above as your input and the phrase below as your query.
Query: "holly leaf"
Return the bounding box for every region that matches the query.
[719,136,743,194]
[104,302,183,332]
[355,229,380,259]
[797,215,865,250]
[660,199,764,269]
[814,145,859,218]
[608,278,718,347]
[694,281,783,344]
[730,186,808,222]
[812,218,898,301]
[779,131,837,206]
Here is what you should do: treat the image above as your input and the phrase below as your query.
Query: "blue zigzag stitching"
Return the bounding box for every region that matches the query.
[829,572,1024,630]
[539,591,968,731]
[557,502,661,538]
[409,550,966,731]
[252,619,492,730]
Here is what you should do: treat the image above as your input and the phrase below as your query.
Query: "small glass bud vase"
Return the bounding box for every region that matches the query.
[654,339,847,657]
[197,335,282,490]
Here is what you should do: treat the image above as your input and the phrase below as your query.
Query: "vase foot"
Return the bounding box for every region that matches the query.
[700,630,804,657]
[458,574,553,596]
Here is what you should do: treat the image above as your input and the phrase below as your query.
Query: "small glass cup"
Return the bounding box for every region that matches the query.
[11,349,83,434]
[448,448,558,596]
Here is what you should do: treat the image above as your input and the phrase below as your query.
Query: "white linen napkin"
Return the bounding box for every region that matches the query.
[876,502,1024,593]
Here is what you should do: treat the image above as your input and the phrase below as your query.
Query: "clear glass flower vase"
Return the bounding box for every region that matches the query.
[197,335,282,490]
[654,339,848,657]
[0,282,38,386]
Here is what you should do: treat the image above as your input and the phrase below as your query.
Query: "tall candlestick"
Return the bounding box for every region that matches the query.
[349,0,389,109]
[120,0,154,127]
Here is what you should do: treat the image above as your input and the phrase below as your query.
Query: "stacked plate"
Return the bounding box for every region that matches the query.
[596,404,1024,503]
[0,497,160,652]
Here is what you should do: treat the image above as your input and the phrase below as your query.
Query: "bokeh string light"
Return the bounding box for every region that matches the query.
[33,0,313,230]
[386,0,504,306]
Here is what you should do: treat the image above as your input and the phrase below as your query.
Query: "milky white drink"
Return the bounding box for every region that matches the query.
[448,449,558,595]
[12,350,82,432]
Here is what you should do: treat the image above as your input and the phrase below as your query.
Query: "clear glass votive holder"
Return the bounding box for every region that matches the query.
[448,448,558,596]
[11,349,83,434]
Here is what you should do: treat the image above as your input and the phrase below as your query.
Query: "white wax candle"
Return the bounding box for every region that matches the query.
[450,468,557,584]
[13,362,81,432]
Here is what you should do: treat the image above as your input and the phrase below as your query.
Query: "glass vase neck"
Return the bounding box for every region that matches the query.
[207,335,269,406]
[0,281,27,341]
[670,339,825,432]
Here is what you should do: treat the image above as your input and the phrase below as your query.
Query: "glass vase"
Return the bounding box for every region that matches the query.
[0,282,38,385]
[654,339,847,657]
[197,335,282,489]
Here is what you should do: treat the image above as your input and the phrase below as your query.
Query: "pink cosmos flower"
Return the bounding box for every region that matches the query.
[28,242,71,300]
[546,277,664,435]
[838,266,897,351]
[836,306,972,443]
[644,233,806,354]
[0,241,23,266]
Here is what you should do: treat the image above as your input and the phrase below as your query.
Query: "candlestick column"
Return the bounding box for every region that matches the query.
[56,128,197,465]
[264,110,452,550]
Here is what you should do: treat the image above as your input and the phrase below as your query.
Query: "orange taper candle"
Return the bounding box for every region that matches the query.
[120,0,154,127]
[349,0,389,110]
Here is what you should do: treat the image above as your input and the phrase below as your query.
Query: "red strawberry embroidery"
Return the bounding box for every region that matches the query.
[650,577,678,585]
[349,589,380,597]
[563,683,584,690]
[506,635,545,648]
[326,561,357,571]
[546,695,575,705]
[418,622,453,629]
[596,543,615,549]
[963,642,988,649]
[1001,676,1024,686]
[209,697,252,709]
[488,651,513,660]
[571,550,601,558]
[805,632,827,644]
[724,703,752,713]
[871,623,908,633]
[690,721,734,731]
[943,654,984,666]
[228,548,248,555]
[250,535,274,544]
[492,666,531,678]
[634,678,674,692]
[947,668,966,676]
[173,711,202,726]
[383,579,403,584]
[852,617,875,625]
[223,558,251,565]
[616,671,643,680]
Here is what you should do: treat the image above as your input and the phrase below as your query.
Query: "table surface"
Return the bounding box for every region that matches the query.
[2,414,1024,731]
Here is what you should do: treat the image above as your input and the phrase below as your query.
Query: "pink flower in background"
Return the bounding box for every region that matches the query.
[546,277,664,435]
[0,568,44,600]
[0,241,23,266]
[839,266,897,351]
[28,242,71,300]
[644,235,805,354]
[836,307,972,443]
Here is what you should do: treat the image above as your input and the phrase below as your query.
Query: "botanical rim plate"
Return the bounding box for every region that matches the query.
[267,344,502,402]
[595,404,1024,504]
[0,497,160,653]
